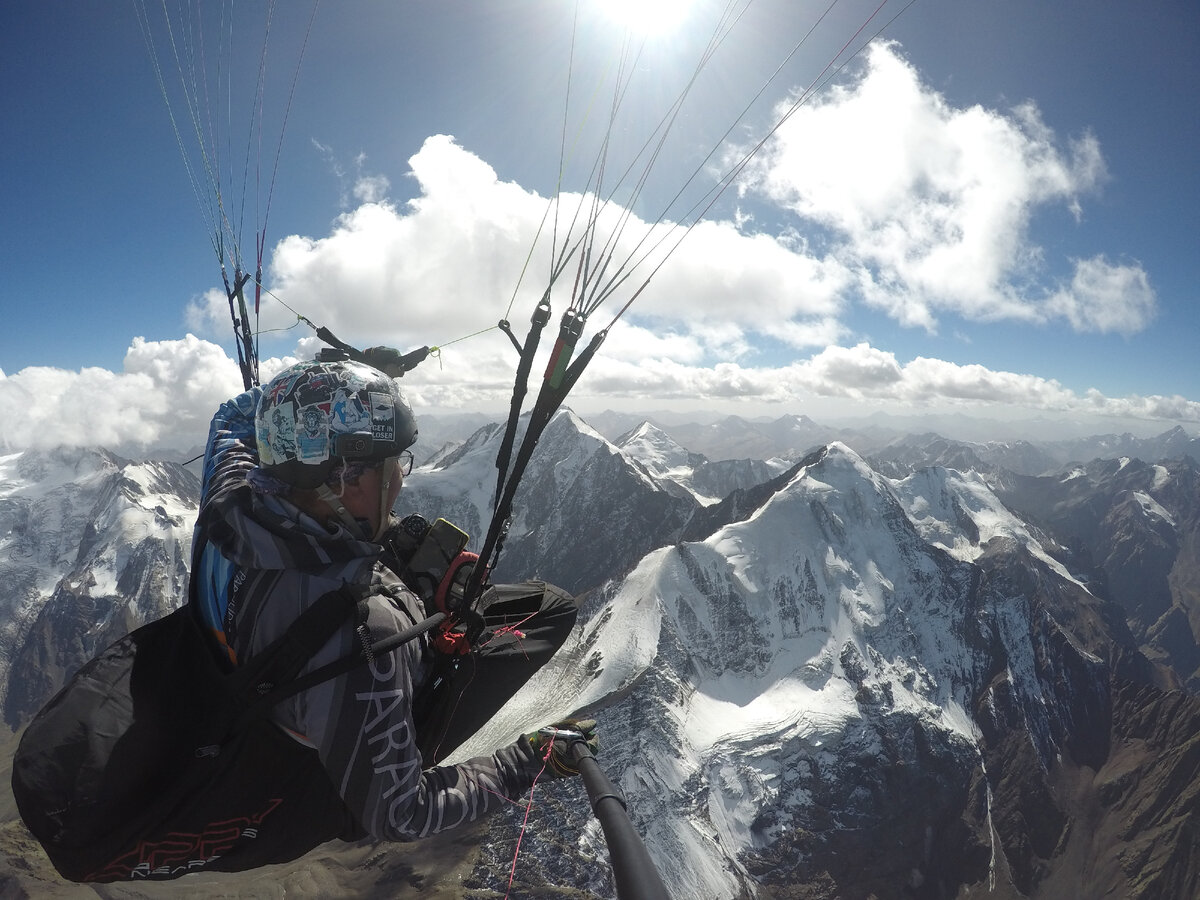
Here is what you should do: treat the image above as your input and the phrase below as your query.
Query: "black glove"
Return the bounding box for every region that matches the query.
[362,345,429,377]
[525,718,599,778]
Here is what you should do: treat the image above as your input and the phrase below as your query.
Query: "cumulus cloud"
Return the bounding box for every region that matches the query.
[231,45,1163,432]
[234,134,856,414]
[571,342,1200,424]
[738,41,1155,335]
[786,345,1200,422]
[0,336,244,452]
[1045,255,1157,335]
[1,335,1196,456]
[185,286,234,335]
[626,218,850,332]
[262,135,847,360]
[268,137,550,346]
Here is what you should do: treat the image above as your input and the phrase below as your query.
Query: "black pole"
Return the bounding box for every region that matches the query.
[568,740,669,900]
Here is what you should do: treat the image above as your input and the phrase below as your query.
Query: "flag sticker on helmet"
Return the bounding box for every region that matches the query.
[369,392,395,444]
[297,403,331,462]
[266,369,301,407]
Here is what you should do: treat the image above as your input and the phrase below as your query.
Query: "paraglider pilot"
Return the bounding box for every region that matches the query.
[193,349,597,854]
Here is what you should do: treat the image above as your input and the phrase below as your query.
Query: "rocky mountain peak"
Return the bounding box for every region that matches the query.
[453,437,1199,897]
[0,447,198,728]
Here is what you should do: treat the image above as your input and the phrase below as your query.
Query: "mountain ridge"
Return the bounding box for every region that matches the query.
[451,440,1195,897]
[0,415,1197,897]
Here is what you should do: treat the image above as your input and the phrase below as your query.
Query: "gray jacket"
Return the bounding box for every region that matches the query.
[193,389,543,841]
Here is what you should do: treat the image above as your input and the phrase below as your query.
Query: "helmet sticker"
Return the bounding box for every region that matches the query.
[297,371,338,406]
[265,402,298,465]
[297,402,331,462]
[331,388,370,431]
[370,391,395,443]
[266,368,303,407]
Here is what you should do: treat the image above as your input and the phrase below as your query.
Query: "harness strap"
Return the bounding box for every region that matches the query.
[233,585,366,703]
[235,609,447,728]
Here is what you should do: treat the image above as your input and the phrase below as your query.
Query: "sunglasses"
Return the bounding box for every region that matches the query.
[397,449,414,477]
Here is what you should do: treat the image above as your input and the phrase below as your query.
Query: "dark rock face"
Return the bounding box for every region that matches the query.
[995,456,1200,689]
[738,714,986,900]
[497,424,697,594]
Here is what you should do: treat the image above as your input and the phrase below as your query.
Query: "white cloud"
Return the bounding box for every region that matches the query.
[185,286,233,334]
[243,74,1159,418]
[253,134,855,408]
[0,336,243,452]
[268,139,546,346]
[738,41,1153,335]
[1044,255,1157,335]
[600,324,707,365]
[786,345,1200,422]
[353,174,391,204]
[311,142,393,208]
[569,342,1200,425]
[623,218,850,329]
[265,135,848,350]
[1,335,1195,457]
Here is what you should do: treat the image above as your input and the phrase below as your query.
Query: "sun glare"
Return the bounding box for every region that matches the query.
[597,0,693,36]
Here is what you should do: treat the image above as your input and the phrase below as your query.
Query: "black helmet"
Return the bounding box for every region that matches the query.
[255,357,417,489]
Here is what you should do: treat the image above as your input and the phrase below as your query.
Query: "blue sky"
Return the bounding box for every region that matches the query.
[1,0,1197,450]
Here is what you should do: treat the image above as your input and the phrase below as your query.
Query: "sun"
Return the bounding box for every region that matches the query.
[596,0,694,36]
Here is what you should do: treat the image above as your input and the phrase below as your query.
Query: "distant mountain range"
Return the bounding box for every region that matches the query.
[584,409,1200,477]
[1,413,1198,898]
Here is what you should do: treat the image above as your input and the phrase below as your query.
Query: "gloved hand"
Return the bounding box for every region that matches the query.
[524,718,599,778]
[362,345,429,378]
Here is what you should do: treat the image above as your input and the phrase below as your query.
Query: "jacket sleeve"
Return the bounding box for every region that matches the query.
[281,579,546,842]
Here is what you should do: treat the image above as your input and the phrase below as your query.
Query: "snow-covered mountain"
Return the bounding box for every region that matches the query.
[405,410,498,467]
[614,421,790,505]
[870,432,1062,477]
[614,421,708,495]
[870,427,1200,480]
[454,442,1200,898]
[1044,424,1200,468]
[0,447,197,728]
[1,418,1198,898]
[656,413,834,462]
[398,410,700,595]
